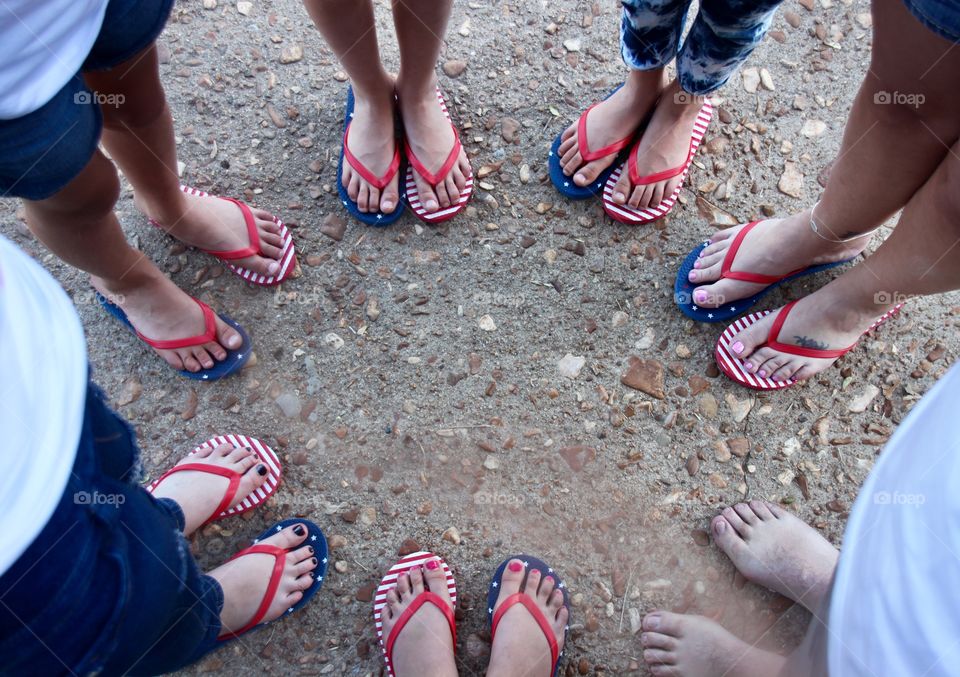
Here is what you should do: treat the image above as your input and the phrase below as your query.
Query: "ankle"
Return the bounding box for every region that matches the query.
[395,71,439,104]
[624,67,665,94]
[782,208,869,260]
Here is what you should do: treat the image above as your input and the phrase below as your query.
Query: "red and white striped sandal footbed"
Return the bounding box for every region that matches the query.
[715,301,904,390]
[147,434,282,523]
[602,99,713,225]
[149,185,297,286]
[374,551,458,677]
[403,87,474,224]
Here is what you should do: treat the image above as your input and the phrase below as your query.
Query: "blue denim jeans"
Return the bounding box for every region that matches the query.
[0,383,223,675]
[620,0,784,94]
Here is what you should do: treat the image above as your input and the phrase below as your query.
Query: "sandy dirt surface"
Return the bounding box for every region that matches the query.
[2,0,958,675]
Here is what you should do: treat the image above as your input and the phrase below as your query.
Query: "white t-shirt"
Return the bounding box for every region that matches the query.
[829,361,960,675]
[0,235,87,575]
[0,0,109,119]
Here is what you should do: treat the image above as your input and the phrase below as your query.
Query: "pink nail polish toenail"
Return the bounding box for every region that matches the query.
[759,370,766,377]
[689,271,697,281]
[544,575,554,582]
[508,561,523,572]
[425,560,439,571]
[693,260,701,269]
[732,341,744,354]
[745,362,753,370]
[693,290,707,303]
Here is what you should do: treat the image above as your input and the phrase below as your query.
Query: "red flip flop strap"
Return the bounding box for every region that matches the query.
[384,592,457,664]
[404,128,462,187]
[151,462,242,519]
[720,221,805,284]
[343,123,401,190]
[577,104,632,163]
[766,301,853,359]
[136,298,217,350]
[628,136,694,186]
[491,594,559,669]
[223,544,287,638]
[201,197,262,261]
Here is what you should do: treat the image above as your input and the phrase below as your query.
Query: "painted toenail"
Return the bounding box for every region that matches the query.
[745,362,753,370]
[544,575,554,583]
[693,290,707,303]
[383,200,394,210]
[257,464,267,476]
[688,271,698,281]
[508,561,524,572]
[759,370,766,377]
[693,260,701,269]
[311,557,318,565]
[268,262,280,275]
[293,525,305,536]
[425,560,439,571]
[732,341,744,354]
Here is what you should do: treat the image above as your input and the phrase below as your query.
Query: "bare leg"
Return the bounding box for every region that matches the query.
[393,0,471,214]
[732,134,960,383]
[690,0,960,308]
[83,46,286,276]
[303,0,399,214]
[22,152,243,373]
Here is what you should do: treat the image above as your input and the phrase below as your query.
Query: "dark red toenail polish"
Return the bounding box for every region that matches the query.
[311,557,318,565]
[545,575,554,583]
[257,464,267,476]
[425,560,439,571]
[508,561,523,572]
[308,546,314,554]
[293,525,305,536]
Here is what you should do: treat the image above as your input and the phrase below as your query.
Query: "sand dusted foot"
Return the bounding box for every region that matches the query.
[397,79,471,215]
[92,269,243,373]
[137,190,289,278]
[713,501,839,613]
[726,282,897,383]
[341,80,402,214]
[688,210,868,309]
[556,71,663,187]
[487,560,569,677]
[210,524,318,638]
[609,80,708,210]
[640,612,785,677]
[150,443,268,536]
[380,557,458,677]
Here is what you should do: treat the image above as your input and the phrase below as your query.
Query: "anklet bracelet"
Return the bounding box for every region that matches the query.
[809,201,883,243]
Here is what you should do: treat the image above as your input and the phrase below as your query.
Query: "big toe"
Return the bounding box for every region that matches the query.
[729,316,771,361]
[422,557,451,600]
[498,559,525,598]
[263,523,310,550]
[712,515,749,560]
[573,160,606,187]
[610,167,632,204]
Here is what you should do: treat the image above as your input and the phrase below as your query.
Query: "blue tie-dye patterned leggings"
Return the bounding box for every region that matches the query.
[621,0,784,95]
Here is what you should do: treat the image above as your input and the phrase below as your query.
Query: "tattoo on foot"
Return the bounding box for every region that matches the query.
[793,335,830,350]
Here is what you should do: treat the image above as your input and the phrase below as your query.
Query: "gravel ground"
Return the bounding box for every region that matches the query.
[3,0,959,675]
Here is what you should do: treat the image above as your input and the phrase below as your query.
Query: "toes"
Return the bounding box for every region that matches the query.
[396,570,411,597]
[293,556,318,577]
[422,557,449,594]
[214,443,234,457]
[554,603,569,635]
[194,345,217,370]
[257,241,282,261]
[524,567,542,597]
[687,259,723,287]
[444,174,460,205]
[417,178,440,213]
[642,611,684,636]
[193,444,216,459]
[385,587,400,611]
[293,573,314,591]
[791,365,818,382]
[180,352,202,373]
[229,447,257,469]
[259,231,283,249]
[649,183,666,209]
[163,351,186,371]
[538,574,556,602]
[368,186,381,213]
[455,160,469,192]
[409,565,425,596]
[693,249,725,271]
[641,631,676,651]
[548,587,565,615]
[753,351,789,379]
[733,502,760,526]
[289,544,315,563]
[380,182,400,214]
[434,179,452,209]
[711,515,744,553]
[730,319,769,362]
[708,226,739,245]
[573,160,605,187]
[285,590,304,607]
[357,184,371,213]
[771,361,803,383]
[627,185,646,209]
[498,559,525,599]
[610,167,632,204]
[560,124,576,143]
[341,165,351,189]
[265,523,310,550]
[214,317,244,352]
[347,173,360,201]
[749,500,774,521]
[765,501,787,518]
[643,648,675,666]
[718,506,748,537]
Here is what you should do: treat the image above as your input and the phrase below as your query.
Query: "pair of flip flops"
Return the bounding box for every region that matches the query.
[373,552,569,677]
[673,221,902,390]
[101,185,296,380]
[549,86,713,225]
[339,86,474,226]
[147,436,327,642]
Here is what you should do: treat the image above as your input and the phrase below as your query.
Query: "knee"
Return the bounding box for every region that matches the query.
[37,152,121,223]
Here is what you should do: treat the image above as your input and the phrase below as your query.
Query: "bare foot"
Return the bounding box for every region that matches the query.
[92,269,243,373]
[397,78,471,214]
[556,72,664,187]
[712,501,838,613]
[210,524,318,638]
[726,283,895,382]
[487,559,569,677]
[689,211,868,308]
[342,79,402,214]
[137,191,288,278]
[640,612,785,677]
[610,80,707,209]
[150,443,268,536]
[380,557,458,677]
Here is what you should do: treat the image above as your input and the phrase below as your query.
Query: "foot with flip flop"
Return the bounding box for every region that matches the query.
[147,435,327,644]
[373,552,570,677]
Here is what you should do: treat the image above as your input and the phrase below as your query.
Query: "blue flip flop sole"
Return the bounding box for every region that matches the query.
[548,86,627,200]
[337,86,405,227]
[98,293,251,380]
[487,554,570,677]
[674,240,854,323]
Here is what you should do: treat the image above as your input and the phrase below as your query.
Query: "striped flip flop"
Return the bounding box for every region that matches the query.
[487,555,570,677]
[150,185,297,286]
[147,434,282,524]
[716,301,904,390]
[402,87,473,223]
[602,99,712,225]
[374,551,458,677]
